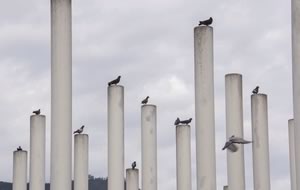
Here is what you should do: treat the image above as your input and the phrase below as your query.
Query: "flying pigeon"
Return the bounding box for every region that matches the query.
[179,118,192,125]
[222,135,252,152]
[199,17,213,26]
[108,76,121,86]
[73,125,84,134]
[17,146,22,151]
[132,161,136,169]
[141,96,150,104]
[252,86,259,94]
[33,109,41,115]
[174,118,180,125]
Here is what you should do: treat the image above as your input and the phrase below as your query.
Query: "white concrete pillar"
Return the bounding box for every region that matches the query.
[126,169,139,190]
[176,125,191,190]
[225,74,245,190]
[251,94,270,190]
[30,115,46,190]
[194,25,216,190]
[13,150,28,190]
[74,134,89,190]
[141,105,157,190]
[291,0,300,188]
[289,119,297,190]
[108,85,124,190]
[50,0,72,190]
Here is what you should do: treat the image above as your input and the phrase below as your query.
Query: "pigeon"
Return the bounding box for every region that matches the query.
[33,109,41,115]
[174,118,180,125]
[199,17,213,26]
[108,76,121,86]
[252,86,259,94]
[141,96,150,104]
[73,125,84,134]
[131,161,136,169]
[222,135,252,152]
[179,118,192,125]
[17,146,22,151]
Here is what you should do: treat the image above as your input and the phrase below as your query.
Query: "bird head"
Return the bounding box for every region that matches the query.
[81,125,85,129]
[256,86,259,89]
[146,96,149,99]
[117,76,121,79]
[189,118,192,121]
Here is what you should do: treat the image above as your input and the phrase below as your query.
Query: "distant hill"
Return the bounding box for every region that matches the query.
[0,176,108,190]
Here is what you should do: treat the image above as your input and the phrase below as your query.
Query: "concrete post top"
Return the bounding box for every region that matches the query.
[251,93,267,98]
[225,73,242,78]
[141,104,156,108]
[194,25,213,31]
[175,124,190,128]
[30,115,46,118]
[108,85,123,89]
[289,118,294,122]
[74,133,88,137]
[14,150,27,154]
[126,168,139,172]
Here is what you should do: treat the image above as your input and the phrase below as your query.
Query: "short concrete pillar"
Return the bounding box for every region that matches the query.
[141,104,157,190]
[223,186,228,190]
[126,169,139,190]
[194,25,216,190]
[176,125,191,190]
[13,150,28,190]
[292,0,300,186]
[30,115,46,190]
[108,85,124,190]
[288,119,296,190]
[74,134,89,190]
[225,74,245,190]
[251,94,270,190]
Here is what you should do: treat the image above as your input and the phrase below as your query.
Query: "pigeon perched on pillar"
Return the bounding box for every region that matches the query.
[33,109,41,115]
[141,96,149,104]
[252,86,259,94]
[199,17,213,26]
[108,76,121,86]
[73,125,84,134]
[174,117,192,125]
[17,146,22,151]
[131,161,136,169]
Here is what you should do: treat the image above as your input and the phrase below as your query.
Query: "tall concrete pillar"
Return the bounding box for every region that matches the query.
[176,125,191,190]
[108,85,124,190]
[74,134,89,190]
[30,115,46,190]
[289,119,297,190]
[141,104,157,190]
[291,0,300,187]
[194,25,216,190]
[13,150,27,190]
[126,169,139,190]
[50,0,72,190]
[225,74,245,190]
[251,94,270,190]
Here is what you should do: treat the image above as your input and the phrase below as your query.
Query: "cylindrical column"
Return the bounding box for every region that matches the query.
[108,85,124,190]
[141,105,157,190]
[74,134,89,190]
[30,115,46,190]
[13,150,28,190]
[251,94,270,190]
[225,74,245,190]
[292,0,300,187]
[50,0,72,190]
[194,25,216,190]
[126,169,139,190]
[176,125,192,190]
[289,119,296,190]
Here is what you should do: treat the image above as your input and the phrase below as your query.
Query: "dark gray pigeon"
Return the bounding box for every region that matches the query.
[33,109,40,115]
[132,161,136,169]
[17,146,22,151]
[74,125,84,134]
[252,86,259,94]
[179,118,192,125]
[174,118,180,125]
[108,76,121,86]
[141,96,149,104]
[222,135,252,152]
[199,17,213,26]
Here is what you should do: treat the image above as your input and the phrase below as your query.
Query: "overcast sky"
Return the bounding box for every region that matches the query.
[0,0,293,190]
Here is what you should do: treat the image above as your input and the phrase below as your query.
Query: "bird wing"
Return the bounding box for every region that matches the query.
[231,137,252,144]
[227,144,238,152]
[222,141,233,150]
